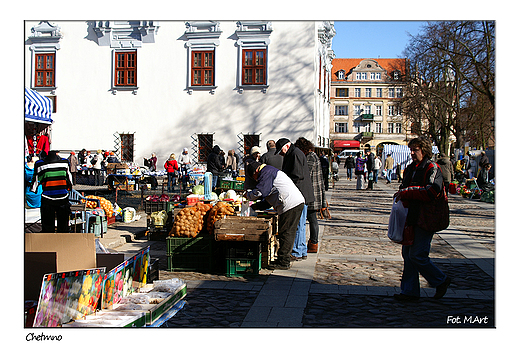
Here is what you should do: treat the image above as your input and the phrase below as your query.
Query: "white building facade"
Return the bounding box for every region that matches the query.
[24,20,335,165]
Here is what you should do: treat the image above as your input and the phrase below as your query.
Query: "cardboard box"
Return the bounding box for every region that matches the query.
[25,252,57,301]
[25,233,97,272]
[96,253,125,272]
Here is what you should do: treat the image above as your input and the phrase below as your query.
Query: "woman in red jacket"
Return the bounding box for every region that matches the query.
[164,153,179,192]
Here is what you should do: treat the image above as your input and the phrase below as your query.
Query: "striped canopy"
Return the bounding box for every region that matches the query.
[25,87,53,124]
[382,144,439,179]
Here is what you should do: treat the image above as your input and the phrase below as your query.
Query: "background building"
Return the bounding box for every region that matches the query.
[329,58,410,155]
[24,21,335,165]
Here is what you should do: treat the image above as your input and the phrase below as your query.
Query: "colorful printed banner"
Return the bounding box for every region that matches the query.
[102,246,150,309]
[33,268,106,327]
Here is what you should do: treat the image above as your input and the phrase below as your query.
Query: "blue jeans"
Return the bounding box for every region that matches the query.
[167,173,176,192]
[400,226,447,297]
[386,169,393,182]
[373,169,379,183]
[292,204,308,257]
[346,167,353,180]
[211,174,218,191]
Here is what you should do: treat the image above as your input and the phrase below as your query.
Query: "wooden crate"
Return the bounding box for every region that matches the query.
[213,216,272,242]
[261,234,277,268]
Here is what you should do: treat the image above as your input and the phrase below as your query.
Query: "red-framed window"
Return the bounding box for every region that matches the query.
[242,49,266,85]
[114,51,137,87]
[35,53,55,87]
[191,50,214,86]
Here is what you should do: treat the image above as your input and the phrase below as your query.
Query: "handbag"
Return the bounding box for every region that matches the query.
[416,186,450,232]
[388,199,409,243]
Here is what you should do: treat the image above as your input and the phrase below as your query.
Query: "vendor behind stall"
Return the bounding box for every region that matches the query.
[245,161,304,270]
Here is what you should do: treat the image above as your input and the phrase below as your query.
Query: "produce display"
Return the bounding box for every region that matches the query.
[206,202,235,234]
[84,195,114,217]
[145,194,181,202]
[170,202,212,237]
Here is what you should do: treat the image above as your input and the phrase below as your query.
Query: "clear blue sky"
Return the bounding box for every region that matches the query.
[332,21,428,59]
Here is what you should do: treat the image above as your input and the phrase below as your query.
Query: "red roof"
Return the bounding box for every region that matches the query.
[331,58,407,82]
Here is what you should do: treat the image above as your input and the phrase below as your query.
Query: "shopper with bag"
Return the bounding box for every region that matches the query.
[392,136,451,302]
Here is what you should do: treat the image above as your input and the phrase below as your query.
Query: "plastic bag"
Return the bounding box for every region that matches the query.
[387,199,408,243]
[152,278,185,293]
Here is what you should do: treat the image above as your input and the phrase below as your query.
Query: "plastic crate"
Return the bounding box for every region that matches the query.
[144,201,168,215]
[225,254,262,277]
[167,253,214,272]
[233,180,244,190]
[223,241,261,259]
[166,235,213,255]
[219,179,234,189]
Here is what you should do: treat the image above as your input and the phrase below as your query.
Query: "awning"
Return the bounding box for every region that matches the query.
[382,144,439,179]
[25,87,53,124]
[333,140,360,148]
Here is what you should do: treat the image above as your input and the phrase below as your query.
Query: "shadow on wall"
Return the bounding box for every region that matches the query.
[154,23,317,159]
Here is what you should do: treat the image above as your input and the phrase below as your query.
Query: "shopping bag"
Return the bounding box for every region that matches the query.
[387,199,408,243]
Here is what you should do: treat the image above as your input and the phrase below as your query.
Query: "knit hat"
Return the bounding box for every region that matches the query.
[251,146,261,155]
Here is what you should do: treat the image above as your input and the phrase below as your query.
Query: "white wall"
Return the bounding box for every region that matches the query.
[25,21,321,165]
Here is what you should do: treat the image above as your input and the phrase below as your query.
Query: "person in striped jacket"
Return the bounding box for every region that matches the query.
[31,150,73,233]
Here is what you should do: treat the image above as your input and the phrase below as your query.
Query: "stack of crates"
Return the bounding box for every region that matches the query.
[223,241,262,277]
[166,235,214,272]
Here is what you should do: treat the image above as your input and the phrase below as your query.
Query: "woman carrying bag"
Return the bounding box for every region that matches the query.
[392,137,450,301]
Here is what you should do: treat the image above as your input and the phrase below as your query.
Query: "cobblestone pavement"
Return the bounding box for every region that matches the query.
[134,174,496,329]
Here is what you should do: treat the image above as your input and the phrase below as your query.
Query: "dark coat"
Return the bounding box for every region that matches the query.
[207,145,224,175]
[366,152,375,172]
[281,144,314,205]
[344,155,355,169]
[260,147,283,170]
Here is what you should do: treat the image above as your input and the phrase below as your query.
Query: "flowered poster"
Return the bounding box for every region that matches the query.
[33,268,105,327]
[102,246,149,309]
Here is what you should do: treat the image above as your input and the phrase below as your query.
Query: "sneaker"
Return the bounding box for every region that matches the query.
[393,293,420,302]
[433,277,451,299]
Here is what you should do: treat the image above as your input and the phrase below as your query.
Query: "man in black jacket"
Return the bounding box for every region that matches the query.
[275,138,314,260]
[207,145,224,190]
[260,140,283,170]
[366,148,375,190]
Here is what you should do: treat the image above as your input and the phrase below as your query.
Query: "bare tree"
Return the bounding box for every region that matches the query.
[399,21,495,154]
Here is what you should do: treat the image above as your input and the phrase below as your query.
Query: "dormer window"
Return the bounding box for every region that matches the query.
[393,71,401,80]
[338,70,345,80]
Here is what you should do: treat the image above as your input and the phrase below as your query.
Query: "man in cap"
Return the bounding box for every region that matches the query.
[246,161,305,269]
[275,138,314,260]
[31,150,73,233]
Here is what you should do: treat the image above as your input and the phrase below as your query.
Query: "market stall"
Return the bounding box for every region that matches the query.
[156,176,278,276]
[24,87,53,159]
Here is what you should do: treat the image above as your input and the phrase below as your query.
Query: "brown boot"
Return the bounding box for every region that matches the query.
[307,241,318,253]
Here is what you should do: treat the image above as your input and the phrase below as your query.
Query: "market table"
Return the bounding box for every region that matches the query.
[107,174,141,191]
